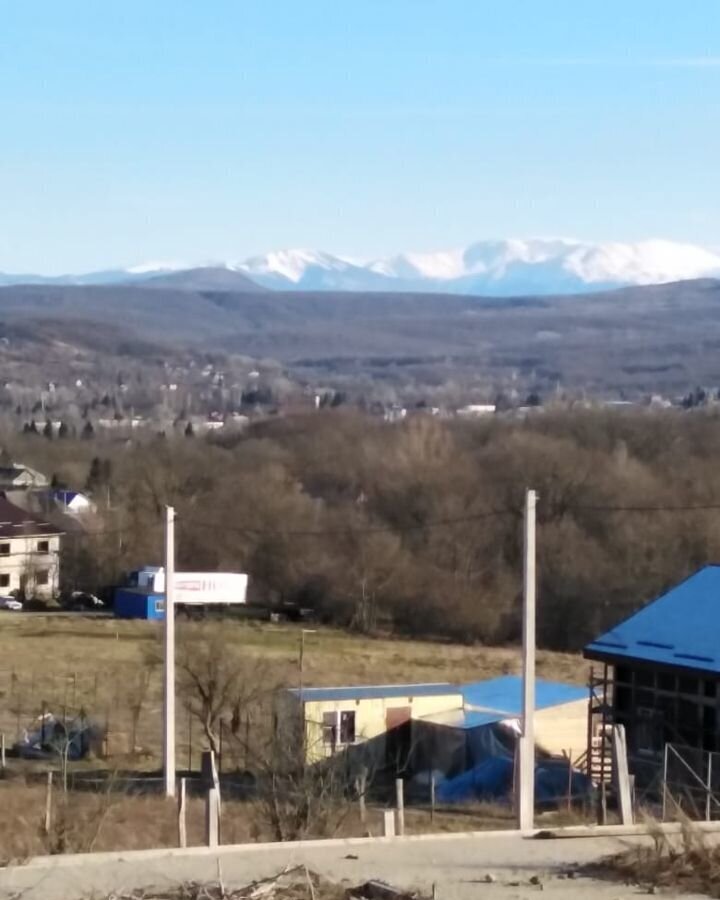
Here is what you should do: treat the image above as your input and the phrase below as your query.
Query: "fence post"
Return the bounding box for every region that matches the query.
[219,720,224,776]
[383,809,395,837]
[177,777,187,848]
[205,787,220,847]
[612,725,633,825]
[567,750,573,812]
[1,733,5,770]
[599,781,607,825]
[707,752,713,823]
[357,766,368,824]
[430,772,436,823]
[395,778,405,836]
[187,710,192,772]
[662,744,669,822]
[44,771,53,834]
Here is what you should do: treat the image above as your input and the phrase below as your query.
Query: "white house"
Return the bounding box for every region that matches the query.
[0,497,62,598]
[0,463,49,490]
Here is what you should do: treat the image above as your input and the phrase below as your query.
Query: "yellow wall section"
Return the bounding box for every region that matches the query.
[534,699,588,758]
[303,692,463,763]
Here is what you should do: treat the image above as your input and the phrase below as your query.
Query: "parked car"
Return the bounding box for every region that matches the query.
[0,596,23,611]
[62,591,104,611]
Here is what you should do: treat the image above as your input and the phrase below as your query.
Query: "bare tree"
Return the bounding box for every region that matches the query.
[176,624,274,757]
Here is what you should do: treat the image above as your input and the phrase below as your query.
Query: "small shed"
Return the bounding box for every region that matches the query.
[411,676,588,778]
[114,588,165,621]
[461,676,588,756]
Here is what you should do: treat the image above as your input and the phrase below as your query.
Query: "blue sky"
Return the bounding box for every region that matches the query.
[1,0,718,273]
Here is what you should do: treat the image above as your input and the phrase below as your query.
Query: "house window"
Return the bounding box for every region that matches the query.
[0,574,9,588]
[37,540,49,553]
[340,710,356,744]
[0,544,9,556]
[322,710,357,748]
[322,712,337,747]
[35,570,49,586]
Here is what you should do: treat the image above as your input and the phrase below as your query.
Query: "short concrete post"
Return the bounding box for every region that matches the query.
[430,772,436,822]
[612,724,633,825]
[205,787,220,847]
[383,809,395,837]
[395,777,405,836]
[357,766,368,824]
[44,771,53,835]
[177,777,187,848]
[1,733,5,770]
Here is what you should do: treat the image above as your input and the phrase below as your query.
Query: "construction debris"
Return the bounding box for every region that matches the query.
[100,867,429,900]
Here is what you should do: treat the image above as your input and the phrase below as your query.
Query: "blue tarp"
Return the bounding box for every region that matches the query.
[436,756,593,805]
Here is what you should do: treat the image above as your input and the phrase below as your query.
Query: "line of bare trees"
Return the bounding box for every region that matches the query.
[5,406,720,650]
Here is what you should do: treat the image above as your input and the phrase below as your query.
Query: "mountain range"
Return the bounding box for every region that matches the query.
[2,238,720,296]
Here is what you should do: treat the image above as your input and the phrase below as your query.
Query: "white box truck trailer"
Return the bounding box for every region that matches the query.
[130,567,248,606]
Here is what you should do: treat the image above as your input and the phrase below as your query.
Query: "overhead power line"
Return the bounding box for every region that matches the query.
[190,507,518,539]
[564,502,720,514]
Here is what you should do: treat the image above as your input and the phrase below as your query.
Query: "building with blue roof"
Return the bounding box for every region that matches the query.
[584,565,720,761]
[282,674,587,774]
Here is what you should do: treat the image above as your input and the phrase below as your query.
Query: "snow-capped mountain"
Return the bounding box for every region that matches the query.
[1,239,719,295]
[234,239,720,294]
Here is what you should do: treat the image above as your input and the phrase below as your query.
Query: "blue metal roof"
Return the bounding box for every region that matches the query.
[585,565,720,673]
[461,675,586,716]
[288,675,586,713]
[288,682,459,703]
[417,708,510,730]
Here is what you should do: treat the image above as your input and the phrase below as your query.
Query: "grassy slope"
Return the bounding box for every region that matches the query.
[0,615,586,855]
[0,612,581,692]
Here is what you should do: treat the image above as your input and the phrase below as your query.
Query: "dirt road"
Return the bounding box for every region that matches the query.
[0,831,702,900]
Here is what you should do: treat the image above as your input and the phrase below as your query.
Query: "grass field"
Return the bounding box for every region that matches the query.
[0,611,584,773]
[0,611,582,685]
[0,613,583,757]
[0,614,588,856]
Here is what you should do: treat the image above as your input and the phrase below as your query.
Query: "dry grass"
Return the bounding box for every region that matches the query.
[0,777,589,861]
[0,613,581,765]
[0,614,584,860]
[593,817,720,897]
[0,611,581,689]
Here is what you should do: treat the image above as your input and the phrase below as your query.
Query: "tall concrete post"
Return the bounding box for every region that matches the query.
[518,488,537,833]
[164,505,176,798]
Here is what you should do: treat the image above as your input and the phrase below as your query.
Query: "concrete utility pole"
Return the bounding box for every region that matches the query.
[518,488,537,833]
[164,505,176,798]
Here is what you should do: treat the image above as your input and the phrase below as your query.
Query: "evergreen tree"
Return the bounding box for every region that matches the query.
[58,421,69,439]
[86,456,101,490]
[43,421,53,440]
[81,420,95,440]
[185,421,195,438]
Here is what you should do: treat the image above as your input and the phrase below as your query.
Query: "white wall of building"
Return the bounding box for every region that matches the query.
[0,534,61,598]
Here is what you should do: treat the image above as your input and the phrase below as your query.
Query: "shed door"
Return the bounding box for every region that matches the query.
[386,707,411,730]
[386,706,411,771]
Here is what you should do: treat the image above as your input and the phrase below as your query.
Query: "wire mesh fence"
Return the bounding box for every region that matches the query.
[662,742,720,821]
[0,665,190,770]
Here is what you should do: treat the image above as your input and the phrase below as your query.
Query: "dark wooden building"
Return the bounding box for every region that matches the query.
[585,566,720,770]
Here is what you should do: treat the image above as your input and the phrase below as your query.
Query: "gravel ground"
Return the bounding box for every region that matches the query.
[0,832,709,900]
